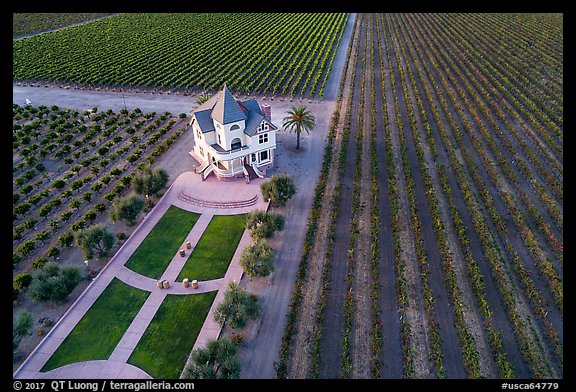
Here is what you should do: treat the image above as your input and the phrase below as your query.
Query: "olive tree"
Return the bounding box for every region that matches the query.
[260,174,296,207]
[182,336,240,379]
[74,224,116,259]
[27,262,82,303]
[240,240,275,278]
[245,210,285,241]
[214,282,261,329]
[131,168,169,197]
[13,310,33,352]
[109,193,144,225]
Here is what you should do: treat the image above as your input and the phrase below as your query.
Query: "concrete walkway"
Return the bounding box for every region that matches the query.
[14,171,268,379]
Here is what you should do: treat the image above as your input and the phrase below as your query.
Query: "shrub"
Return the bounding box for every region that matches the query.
[109,193,144,225]
[182,337,240,379]
[75,224,115,259]
[47,246,60,259]
[13,273,33,291]
[240,240,276,278]
[131,168,169,196]
[23,218,37,229]
[13,310,33,351]
[82,192,93,202]
[16,240,36,256]
[27,262,82,303]
[214,281,261,329]
[14,203,31,216]
[84,210,97,222]
[20,184,33,195]
[32,256,48,269]
[39,204,53,217]
[245,210,285,240]
[260,174,296,207]
[58,232,75,248]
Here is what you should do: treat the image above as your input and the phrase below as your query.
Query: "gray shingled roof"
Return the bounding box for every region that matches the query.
[211,85,246,125]
[240,99,277,136]
[193,109,215,133]
[243,110,265,137]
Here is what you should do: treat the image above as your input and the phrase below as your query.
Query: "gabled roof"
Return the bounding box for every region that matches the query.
[193,109,215,133]
[211,85,246,125]
[239,98,278,136]
[243,110,266,137]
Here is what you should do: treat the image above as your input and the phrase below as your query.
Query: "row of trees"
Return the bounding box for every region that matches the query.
[183,174,296,378]
[13,167,170,305]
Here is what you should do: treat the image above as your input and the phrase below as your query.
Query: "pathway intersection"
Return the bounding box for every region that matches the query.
[14,172,268,379]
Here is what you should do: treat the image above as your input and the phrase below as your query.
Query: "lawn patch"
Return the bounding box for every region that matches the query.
[41,278,149,372]
[177,214,246,282]
[125,205,200,279]
[127,291,217,379]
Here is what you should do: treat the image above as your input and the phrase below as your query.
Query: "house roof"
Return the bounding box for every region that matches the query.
[210,85,246,125]
[191,86,277,136]
[243,110,266,137]
[239,98,277,136]
[193,109,215,133]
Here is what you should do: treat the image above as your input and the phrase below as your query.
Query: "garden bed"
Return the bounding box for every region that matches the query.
[124,206,200,279]
[176,214,246,282]
[41,278,149,372]
[127,291,217,379]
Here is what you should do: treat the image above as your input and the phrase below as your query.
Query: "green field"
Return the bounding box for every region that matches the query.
[177,214,246,282]
[124,206,200,279]
[13,13,113,39]
[127,291,217,379]
[13,13,349,97]
[41,278,150,372]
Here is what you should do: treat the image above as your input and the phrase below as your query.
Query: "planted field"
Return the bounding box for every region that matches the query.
[13,13,113,39]
[278,13,562,379]
[177,214,246,282]
[127,291,217,379]
[124,206,201,279]
[41,278,150,372]
[12,104,188,280]
[13,13,349,98]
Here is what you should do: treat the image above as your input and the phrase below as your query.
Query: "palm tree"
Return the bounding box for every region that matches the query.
[282,104,315,150]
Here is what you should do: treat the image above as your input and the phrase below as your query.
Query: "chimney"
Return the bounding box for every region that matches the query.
[261,103,271,122]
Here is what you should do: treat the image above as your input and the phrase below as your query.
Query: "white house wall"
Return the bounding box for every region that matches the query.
[213,119,247,150]
[203,131,216,145]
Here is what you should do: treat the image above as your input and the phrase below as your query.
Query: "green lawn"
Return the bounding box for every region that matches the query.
[177,214,246,282]
[125,205,201,279]
[127,291,217,379]
[41,278,150,372]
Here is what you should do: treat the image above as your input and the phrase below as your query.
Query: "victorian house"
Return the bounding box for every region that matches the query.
[189,85,277,181]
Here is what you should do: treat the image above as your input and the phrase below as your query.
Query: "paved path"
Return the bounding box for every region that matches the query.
[14,171,268,379]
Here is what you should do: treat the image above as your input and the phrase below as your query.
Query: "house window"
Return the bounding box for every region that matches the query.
[259,133,268,144]
[196,129,202,139]
[231,138,242,150]
[218,134,222,145]
[199,146,204,157]
[230,124,240,131]
[251,153,256,163]
[260,150,269,162]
